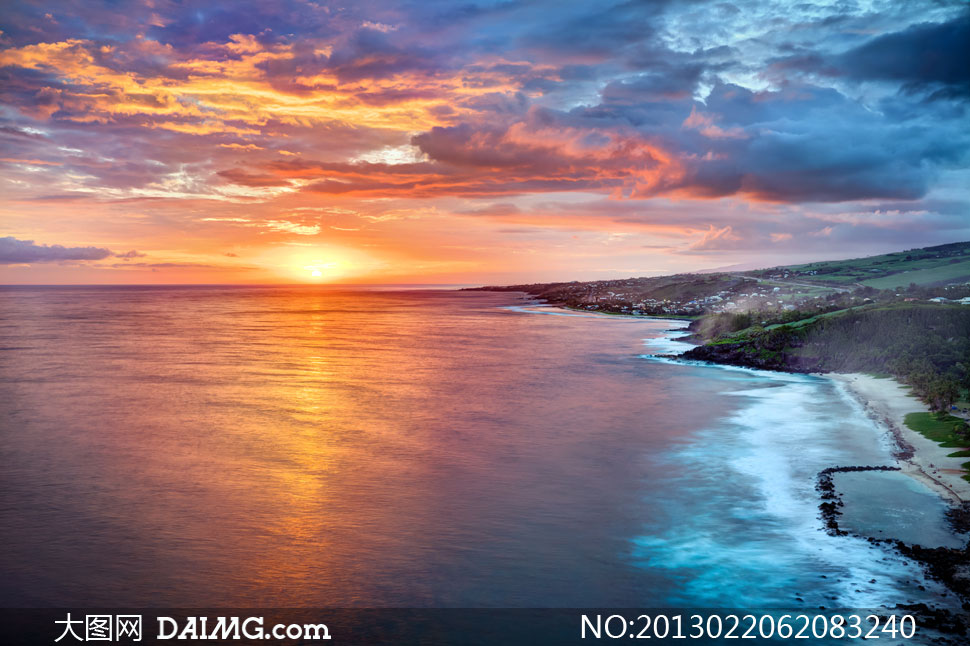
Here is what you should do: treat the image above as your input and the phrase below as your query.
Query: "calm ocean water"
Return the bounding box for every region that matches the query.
[0,286,958,609]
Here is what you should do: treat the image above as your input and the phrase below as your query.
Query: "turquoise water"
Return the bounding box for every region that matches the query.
[0,287,958,615]
[835,470,966,549]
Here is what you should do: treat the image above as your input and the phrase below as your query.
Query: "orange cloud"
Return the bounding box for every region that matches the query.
[0,36,544,142]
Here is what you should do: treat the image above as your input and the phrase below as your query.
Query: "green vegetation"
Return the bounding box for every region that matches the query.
[763,305,862,330]
[764,241,970,288]
[905,412,970,446]
[860,259,970,290]
[685,303,970,413]
[690,311,757,338]
[904,412,970,482]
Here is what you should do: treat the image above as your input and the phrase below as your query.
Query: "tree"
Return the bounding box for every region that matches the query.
[959,364,970,393]
[926,377,960,413]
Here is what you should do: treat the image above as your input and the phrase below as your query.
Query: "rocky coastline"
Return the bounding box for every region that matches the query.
[680,340,822,373]
[667,329,970,622]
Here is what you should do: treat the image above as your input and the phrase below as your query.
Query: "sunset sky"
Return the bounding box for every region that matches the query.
[1,1,968,284]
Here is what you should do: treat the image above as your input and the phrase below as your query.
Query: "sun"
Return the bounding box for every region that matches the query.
[256,245,381,283]
[304,264,329,280]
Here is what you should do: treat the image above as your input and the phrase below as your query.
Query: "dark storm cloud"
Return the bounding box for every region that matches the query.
[839,12,970,98]
[666,82,969,202]
[774,11,970,100]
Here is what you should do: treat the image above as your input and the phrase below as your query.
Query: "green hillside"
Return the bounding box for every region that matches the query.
[685,302,970,413]
[859,259,970,289]
[752,241,970,288]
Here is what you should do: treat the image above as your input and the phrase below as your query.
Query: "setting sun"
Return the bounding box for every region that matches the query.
[304,263,335,280]
[248,244,386,283]
[295,259,340,282]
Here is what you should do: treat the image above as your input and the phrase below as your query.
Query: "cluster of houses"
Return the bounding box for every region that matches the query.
[929,296,970,305]
[522,264,970,318]
[576,283,814,316]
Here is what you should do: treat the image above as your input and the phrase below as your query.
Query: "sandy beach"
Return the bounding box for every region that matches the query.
[829,373,970,503]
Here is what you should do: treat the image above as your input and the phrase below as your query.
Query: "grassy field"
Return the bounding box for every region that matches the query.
[772,241,970,288]
[860,259,970,289]
[904,412,970,482]
[762,304,873,330]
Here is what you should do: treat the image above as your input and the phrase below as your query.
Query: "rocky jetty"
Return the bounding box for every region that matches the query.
[816,465,901,537]
[817,468,970,638]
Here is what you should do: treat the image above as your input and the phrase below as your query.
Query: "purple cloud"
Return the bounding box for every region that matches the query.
[0,236,114,264]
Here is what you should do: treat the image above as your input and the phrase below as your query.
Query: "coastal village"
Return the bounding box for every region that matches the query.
[567,277,831,316]
[481,241,970,319]
[573,281,970,317]
[487,273,970,318]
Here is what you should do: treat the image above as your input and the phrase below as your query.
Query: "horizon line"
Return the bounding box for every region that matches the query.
[0,282,486,288]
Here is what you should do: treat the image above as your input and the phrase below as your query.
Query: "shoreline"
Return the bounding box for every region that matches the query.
[827,373,970,504]
[591,310,970,508]
[519,305,970,611]
[531,305,970,612]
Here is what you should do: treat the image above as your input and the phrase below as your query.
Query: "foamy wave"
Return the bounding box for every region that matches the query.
[501,305,610,317]
[631,355,954,611]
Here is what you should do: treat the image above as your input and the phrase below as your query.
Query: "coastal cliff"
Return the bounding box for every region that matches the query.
[681,340,819,372]
[681,303,970,413]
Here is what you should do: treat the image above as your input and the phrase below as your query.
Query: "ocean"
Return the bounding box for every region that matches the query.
[0,286,959,612]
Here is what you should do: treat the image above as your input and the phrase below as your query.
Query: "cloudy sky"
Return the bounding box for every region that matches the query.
[1,0,968,284]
